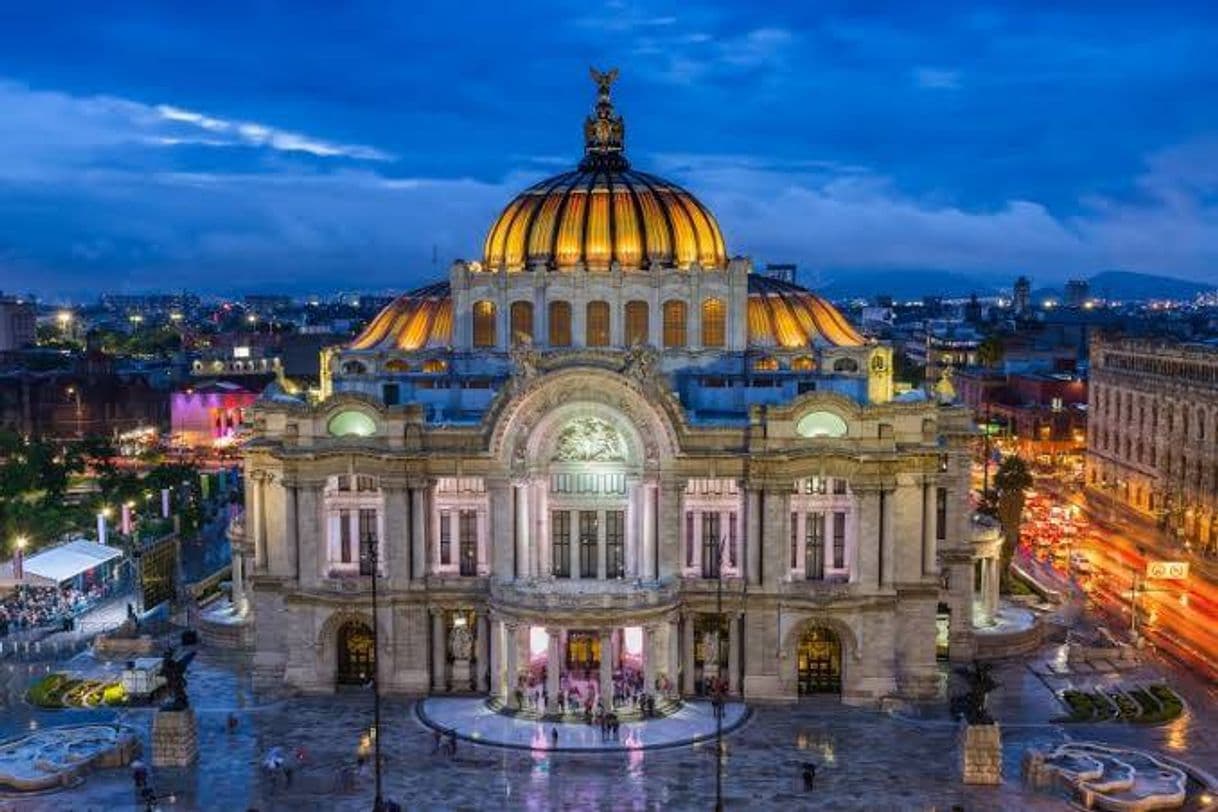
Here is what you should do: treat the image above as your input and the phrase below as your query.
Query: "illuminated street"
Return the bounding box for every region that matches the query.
[1017,482,1218,685]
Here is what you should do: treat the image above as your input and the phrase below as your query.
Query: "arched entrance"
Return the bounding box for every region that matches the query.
[336,621,375,685]
[797,626,841,695]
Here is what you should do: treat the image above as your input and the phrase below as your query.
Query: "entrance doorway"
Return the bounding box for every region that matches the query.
[566,630,601,672]
[936,602,951,661]
[337,621,375,685]
[796,626,841,695]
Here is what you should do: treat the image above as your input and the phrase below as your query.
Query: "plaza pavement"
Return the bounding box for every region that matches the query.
[0,639,1214,811]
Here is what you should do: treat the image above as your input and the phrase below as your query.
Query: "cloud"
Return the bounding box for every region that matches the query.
[913,67,961,90]
[0,80,392,181]
[154,104,392,160]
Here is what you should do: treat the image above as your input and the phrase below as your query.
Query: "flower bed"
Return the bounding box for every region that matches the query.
[1056,685,1183,725]
[27,673,126,709]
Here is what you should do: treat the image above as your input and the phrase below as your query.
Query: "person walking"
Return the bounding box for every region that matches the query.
[802,761,817,792]
[550,727,559,749]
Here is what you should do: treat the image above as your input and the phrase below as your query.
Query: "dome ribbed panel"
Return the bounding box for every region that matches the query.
[481,168,726,271]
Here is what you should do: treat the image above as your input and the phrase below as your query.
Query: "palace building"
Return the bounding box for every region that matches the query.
[232,72,995,708]
[1086,335,1218,555]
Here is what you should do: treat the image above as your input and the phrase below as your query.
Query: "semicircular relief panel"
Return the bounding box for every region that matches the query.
[327,410,377,438]
[552,417,626,462]
[795,410,848,439]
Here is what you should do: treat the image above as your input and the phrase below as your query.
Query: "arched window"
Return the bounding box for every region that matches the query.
[753,356,778,371]
[625,300,649,346]
[832,358,859,373]
[701,298,725,348]
[586,301,610,347]
[341,360,368,375]
[472,300,496,348]
[792,356,816,371]
[663,300,687,349]
[510,301,533,345]
[548,301,572,347]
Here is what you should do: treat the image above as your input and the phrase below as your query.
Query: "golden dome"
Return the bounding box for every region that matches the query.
[482,68,728,272]
[348,277,866,352]
[349,282,452,351]
[747,276,865,348]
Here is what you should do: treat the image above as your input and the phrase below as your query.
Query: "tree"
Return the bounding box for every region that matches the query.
[992,455,1033,593]
[977,335,1005,369]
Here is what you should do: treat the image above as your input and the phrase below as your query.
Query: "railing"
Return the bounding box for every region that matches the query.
[489,576,680,612]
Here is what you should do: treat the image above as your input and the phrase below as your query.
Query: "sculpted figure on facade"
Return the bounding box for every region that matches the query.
[449,624,473,661]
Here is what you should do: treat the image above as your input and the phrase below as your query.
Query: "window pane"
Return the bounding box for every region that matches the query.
[473,300,496,348]
[439,512,451,566]
[359,508,377,575]
[701,298,725,347]
[805,512,824,580]
[663,300,686,348]
[340,509,352,564]
[579,511,599,577]
[625,300,649,345]
[548,301,572,346]
[606,510,624,578]
[586,301,610,347]
[701,512,720,578]
[510,300,533,345]
[459,510,478,576]
[551,510,570,577]
[833,512,846,569]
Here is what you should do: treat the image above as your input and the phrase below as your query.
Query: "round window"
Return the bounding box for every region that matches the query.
[795,411,848,439]
[327,410,377,438]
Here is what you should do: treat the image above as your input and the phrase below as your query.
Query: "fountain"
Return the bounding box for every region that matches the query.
[0,724,139,792]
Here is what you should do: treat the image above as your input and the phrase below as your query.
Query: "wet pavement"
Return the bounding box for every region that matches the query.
[0,636,1212,810]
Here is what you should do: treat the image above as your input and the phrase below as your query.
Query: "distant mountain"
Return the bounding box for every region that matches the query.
[1082,271,1214,301]
[805,269,1004,300]
[805,268,1214,303]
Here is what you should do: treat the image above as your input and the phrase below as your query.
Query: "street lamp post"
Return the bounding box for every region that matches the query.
[714,535,727,812]
[363,541,384,811]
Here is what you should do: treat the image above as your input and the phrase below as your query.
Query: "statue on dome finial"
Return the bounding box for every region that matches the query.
[582,67,627,168]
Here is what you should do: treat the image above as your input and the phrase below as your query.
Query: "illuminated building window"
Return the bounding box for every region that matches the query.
[586,301,611,347]
[422,359,447,374]
[753,356,778,371]
[472,300,497,348]
[701,298,725,347]
[510,300,534,345]
[625,300,649,345]
[792,356,815,371]
[663,300,687,348]
[548,301,572,347]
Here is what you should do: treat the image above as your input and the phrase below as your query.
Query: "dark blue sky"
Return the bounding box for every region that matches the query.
[1,1,1217,298]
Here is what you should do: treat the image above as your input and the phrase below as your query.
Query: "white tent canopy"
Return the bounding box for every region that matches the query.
[22,540,122,585]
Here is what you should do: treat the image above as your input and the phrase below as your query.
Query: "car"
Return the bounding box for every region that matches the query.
[1069,552,1092,574]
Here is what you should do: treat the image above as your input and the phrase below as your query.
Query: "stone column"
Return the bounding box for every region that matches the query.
[410,484,428,580]
[681,614,696,695]
[745,487,761,585]
[880,486,895,587]
[478,612,491,693]
[230,545,247,614]
[727,613,741,694]
[641,481,657,579]
[490,617,502,700]
[643,624,657,695]
[547,627,561,712]
[514,479,530,579]
[626,483,639,578]
[988,558,1001,618]
[431,610,447,692]
[488,479,512,579]
[280,478,297,578]
[854,486,881,589]
[691,509,702,575]
[505,623,519,707]
[599,629,613,708]
[666,617,680,697]
[922,480,937,577]
[658,479,685,577]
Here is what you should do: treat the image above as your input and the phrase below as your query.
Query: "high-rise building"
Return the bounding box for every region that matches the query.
[233,72,998,708]
[1065,279,1090,308]
[1012,276,1031,316]
[0,295,36,352]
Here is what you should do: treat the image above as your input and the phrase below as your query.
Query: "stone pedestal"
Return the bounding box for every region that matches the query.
[151,708,198,767]
[959,723,1002,785]
[453,658,472,692]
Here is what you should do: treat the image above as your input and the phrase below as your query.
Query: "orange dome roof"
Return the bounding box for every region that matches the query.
[481,68,727,272]
[482,170,727,272]
[348,277,865,352]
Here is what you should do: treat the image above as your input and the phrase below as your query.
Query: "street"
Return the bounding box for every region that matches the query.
[1018,480,1218,685]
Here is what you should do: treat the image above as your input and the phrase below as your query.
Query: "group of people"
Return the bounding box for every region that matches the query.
[431,729,459,757]
[516,666,668,718]
[0,582,106,637]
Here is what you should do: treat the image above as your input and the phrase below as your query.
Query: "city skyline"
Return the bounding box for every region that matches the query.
[2,2,1218,298]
